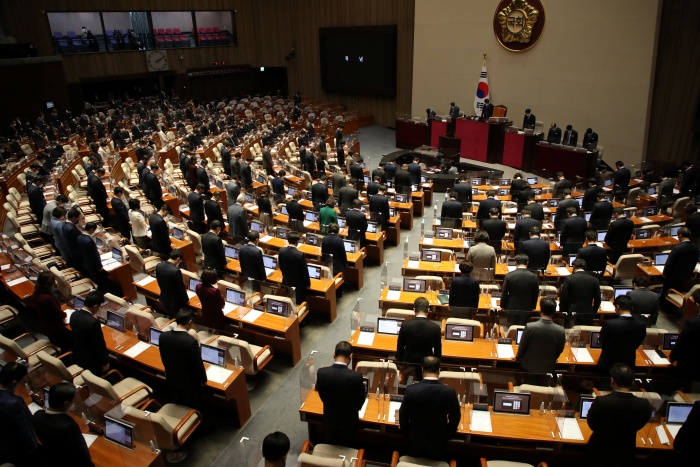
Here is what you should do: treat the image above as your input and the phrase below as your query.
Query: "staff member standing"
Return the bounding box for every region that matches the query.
[515,298,565,380]
[70,291,109,375]
[396,297,441,380]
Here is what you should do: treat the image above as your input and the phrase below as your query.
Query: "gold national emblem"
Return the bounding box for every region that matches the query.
[493,0,545,52]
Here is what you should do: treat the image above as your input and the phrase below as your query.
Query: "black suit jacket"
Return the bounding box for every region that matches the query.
[501,268,540,325]
[76,234,102,279]
[670,314,700,381]
[144,171,161,205]
[605,218,634,253]
[561,216,588,255]
[394,168,411,191]
[149,213,171,256]
[513,218,542,253]
[407,162,422,185]
[521,237,551,271]
[441,200,463,222]
[286,200,304,221]
[196,167,209,189]
[32,411,94,466]
[204,199,224,224]
[523,113,536,129]
[337,186,358,215]
[239,243,265,281]
[27,183,46,224]
[240,162,252,188]
[526,202,544,221]
[311,182,329,210]
[576,244,608,273]
[111,196,130,238]
[449,274,480,308]
[87,173,107,203]
[350,163,364,185]
[321,234,347,274]
[346,209,368,242]
[614,167,631,192]
[155,261,188,316]
[399,379,460,460]
[70,309,108,375]
[371,168,387,184]
[583,131,599,149]
[396,317,442,364]
[481,218,507,250]
[552,179,573,199]
[589,200,613,231]
[188,191,204,223]
[316,363,366,447]
[582,186,602,211]
[587,391,650,466]
[61,221,81,267]
[368,194,390,231]
[597,316,647,374]
[159,330,207,403]
[664,241,700,284]
[279,246,310,302]
[366,181,380,196]
[547,127,562,144]
[562,129,578,146]
[560,271,601,325]
[555,198,579,230]
[674,400,700,464]
[201,231,225,271]
[626,288,659,326]
[452,182,472,203]
[476,197,501,221]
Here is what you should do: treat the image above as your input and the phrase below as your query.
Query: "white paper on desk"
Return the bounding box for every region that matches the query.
[186,290,196,299]
[103,261,121,271]
[407,260,420,269]
[135,276,156,287]
[435,219,441,226]
[507,223,516,230]
[386,290,402,301]
[0,264,10,270]
[454,264,461,272]
[356,332,375,347]
[241,309,263,323]
[555,267,571,276]
[206,366,234,384]
[387,401,401,423]
[470,410,493,433]
[64,309,76,324]
[28,402,42,414]
[491,298,500,308]
[123,341,151,358]
[497,344,515,359]
[223,302,237,314]
[6,277,28,287]
[463,241,471,248]
[423,237,433,245]
[508,266,516,272]
[599,301,615,312]
[644,350,670,365]
[557,417,584,440]
[637,216,652,223]
[664,424,681,440]
[359,399,369,419]
[303,220,312,227]
[571,347,594,363]
[100,252,112,261]
[83,434,98,448]
[543,223,554,230]
[260,235,273,243]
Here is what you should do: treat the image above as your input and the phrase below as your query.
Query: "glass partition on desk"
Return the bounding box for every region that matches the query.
[299,350,333,406]
[103,404,157,460]
[240,278,297,326]
[437,217,463,231]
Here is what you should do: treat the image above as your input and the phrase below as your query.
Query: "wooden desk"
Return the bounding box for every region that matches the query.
[108,262,137,301]
[411,191,425,217]
[385,215,402,247]
[390,201,414,230]
[102,326,251,426]
[631,214,674,227]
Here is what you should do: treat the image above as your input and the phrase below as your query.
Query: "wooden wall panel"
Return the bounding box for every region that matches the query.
[0,0,413,128]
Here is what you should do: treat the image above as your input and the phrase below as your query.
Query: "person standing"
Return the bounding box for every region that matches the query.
[149,204,173,258]
[144,163,164,209]
[589,192,613,231]
[481,98,493,119]
[586,363,650,467]
[449,261,480,309]
[552,172,573,199]
[321,223,347,276]
[399,356,460,461]
[396,297,441,379]
[110,187,131,240]
[188,183,206,234]
[501,254,540,326]
[481,207,507,255]
[315,341,366,447]
[669,310,700,381]
[513,206,541,254]
[626,276,659,327]
[582,178,602,212]
[560,207,588,256]
[346,199,368,245]
[201,220,226,275]
[27,177,46,226]
[476,190,501,222]
[195,268,226,331]
[155,249,189,317]
[559,259,602,325]
[278,231,310,305]
[239,231,266,281]
[597,296,646,375]
[227,194,249,243]
[31,272,72,351]
[576,230,609,275]
[522,108,536,130]
[515,297,565,375]
[605,208,634,263]
[319,197,338,235]
[70,291,109,375]
[521,226,551,272]
[562,124,578,147]
[159,309,207,407]
[613,161,631,201]
[661,227,700,312]
[88,167,109,225]
[128,198,149,249]
[0,363,38,466]
[204,191,225,225]
[547,123,562,144]
[466,230,497,281]
[311,176,329,211]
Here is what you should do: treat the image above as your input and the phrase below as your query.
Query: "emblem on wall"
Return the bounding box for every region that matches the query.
[493,0,546,52]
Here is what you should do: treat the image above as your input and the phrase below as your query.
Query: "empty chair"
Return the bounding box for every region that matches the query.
[609,254,646,282]
[216,336,273,389]
[355,361,400,393]
[128,306,173,337]
[299,441,365,467]
[505,325,525,340]
[672,390,700,403]
[392,451,456,467]
[644,328,667,347]
[0,305,19,327]
[81,369,153,407]
[185,229,203,257]
[36,350,85,386]
[385,308,416,320]
[415,275,444,290]
[264,294,308,322]
[125,245,162,274]
[624,187,641,207]
[445,317,484,338]
[480,459,547,467]
[668,196,690,219]
[510,383,567,410]
[6,212,40,238]
[0,333,59,366]
[50,266,96,299]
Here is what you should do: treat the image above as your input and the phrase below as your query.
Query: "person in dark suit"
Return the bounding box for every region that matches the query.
[516,182,535,211]
[680,160,700,197]
[201,220,226,274]
[582,128,599,150]
[32,383,94,467]
[159,309,207,407]
[350,158,365,191]
[670,310,700,381]
[27,178,46,226]
[396,297,441,378]
[481,98,494,119]
[195,158,211,191]
[524,197,544,221]
[582,178,602,211]
[226,176,241,206]
[149,204,172,258]
[239,231,266,281]
[605,208,634,263]
[144,164,163,209]
[384,160,397,181]
[110,187,131,240]
[240,157,253,190]
[337,182,359,216]
[453,176,472,204]
[285,191,305,232]
[399,356,460,461]
[70,291,109,375]
[321,223,347,277]
[440,191,463,228]
[515,297,566,374]
[684,204,700,245]
[304,149,316,175]
[509,173,526,199]
[195,268,226,330]
[366,176,381,196]
[481,207,507,254]
[60,208,82,269]
[188,183,206,234]
[562,124,578,147]
[476,190,501,222]
[656,174,676,207]
[270,171,285,201]
[674,399,700,465]
[552,172,573,199]
[89,167,110,224]
[597,296,647,375]
[613,161,631,201]
[77,223,120,295]
[204,190,225,225]
[369,186,391,231]
[555,189,579,230]
[561,207,588,256]
[589,192,613,231]
[449,101,460,120]
[261,145,274,175]
[547,123,562,144]
[560,259,602,326]
[521,226,551,272]
[449,260,480,308]
[407,157,422,186]
[394,164,412,193]
[371,163,387,184]
[332,170,347,194]
[316,341,366,447]
[311,177,329,211]
[587,363,650,467]
[227,193,249,242]
[155,249,189,317]
[501,254,540,325]
[662,227,700,311]
[278,231,310,304]
[220,141,232,176]
[627,276,659,327]
[576,230,609,274]
[346,200,368,245]
[513,206,542,253]
[0,362,39,465]
[522,108,536,129]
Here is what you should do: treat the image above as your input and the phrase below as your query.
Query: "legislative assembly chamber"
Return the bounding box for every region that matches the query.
[1,1,700,466]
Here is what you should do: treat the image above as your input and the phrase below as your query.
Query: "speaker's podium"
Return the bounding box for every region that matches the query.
[454,118,508,163]
[502,127,543,171]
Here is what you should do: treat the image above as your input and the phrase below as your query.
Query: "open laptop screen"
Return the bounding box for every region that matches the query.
[597,230,607,242]
[403,278,426,293]
[655,253,669,266]
[666,402,693,424]
[662,333,679,351]
[613,286,632,300]
[189,278,202,291]
[305,211,319,223]
[224,245,239,260]
[201,344,226,367]
[251,220,265,233]
[493,391,531,415]
[106,310,125,333]
[669,225,682,237]
[421,249,441,262]
[635,228,652,239]
[579,396,595,419]
[444,323,474,342]
[149,327,162,346]
[377,317,402,335]
[527,177,537,185]
[226,288,246,306]
[307,265,321,280]
[172,227,184,240]
[105,416,134,450]
[590,331,602,349]
[306,233,319,246]
[267,298,289,317]
[112,247,123,263]
[435,228,452,239]
[263,255,277,270]
[516,328,525,345]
